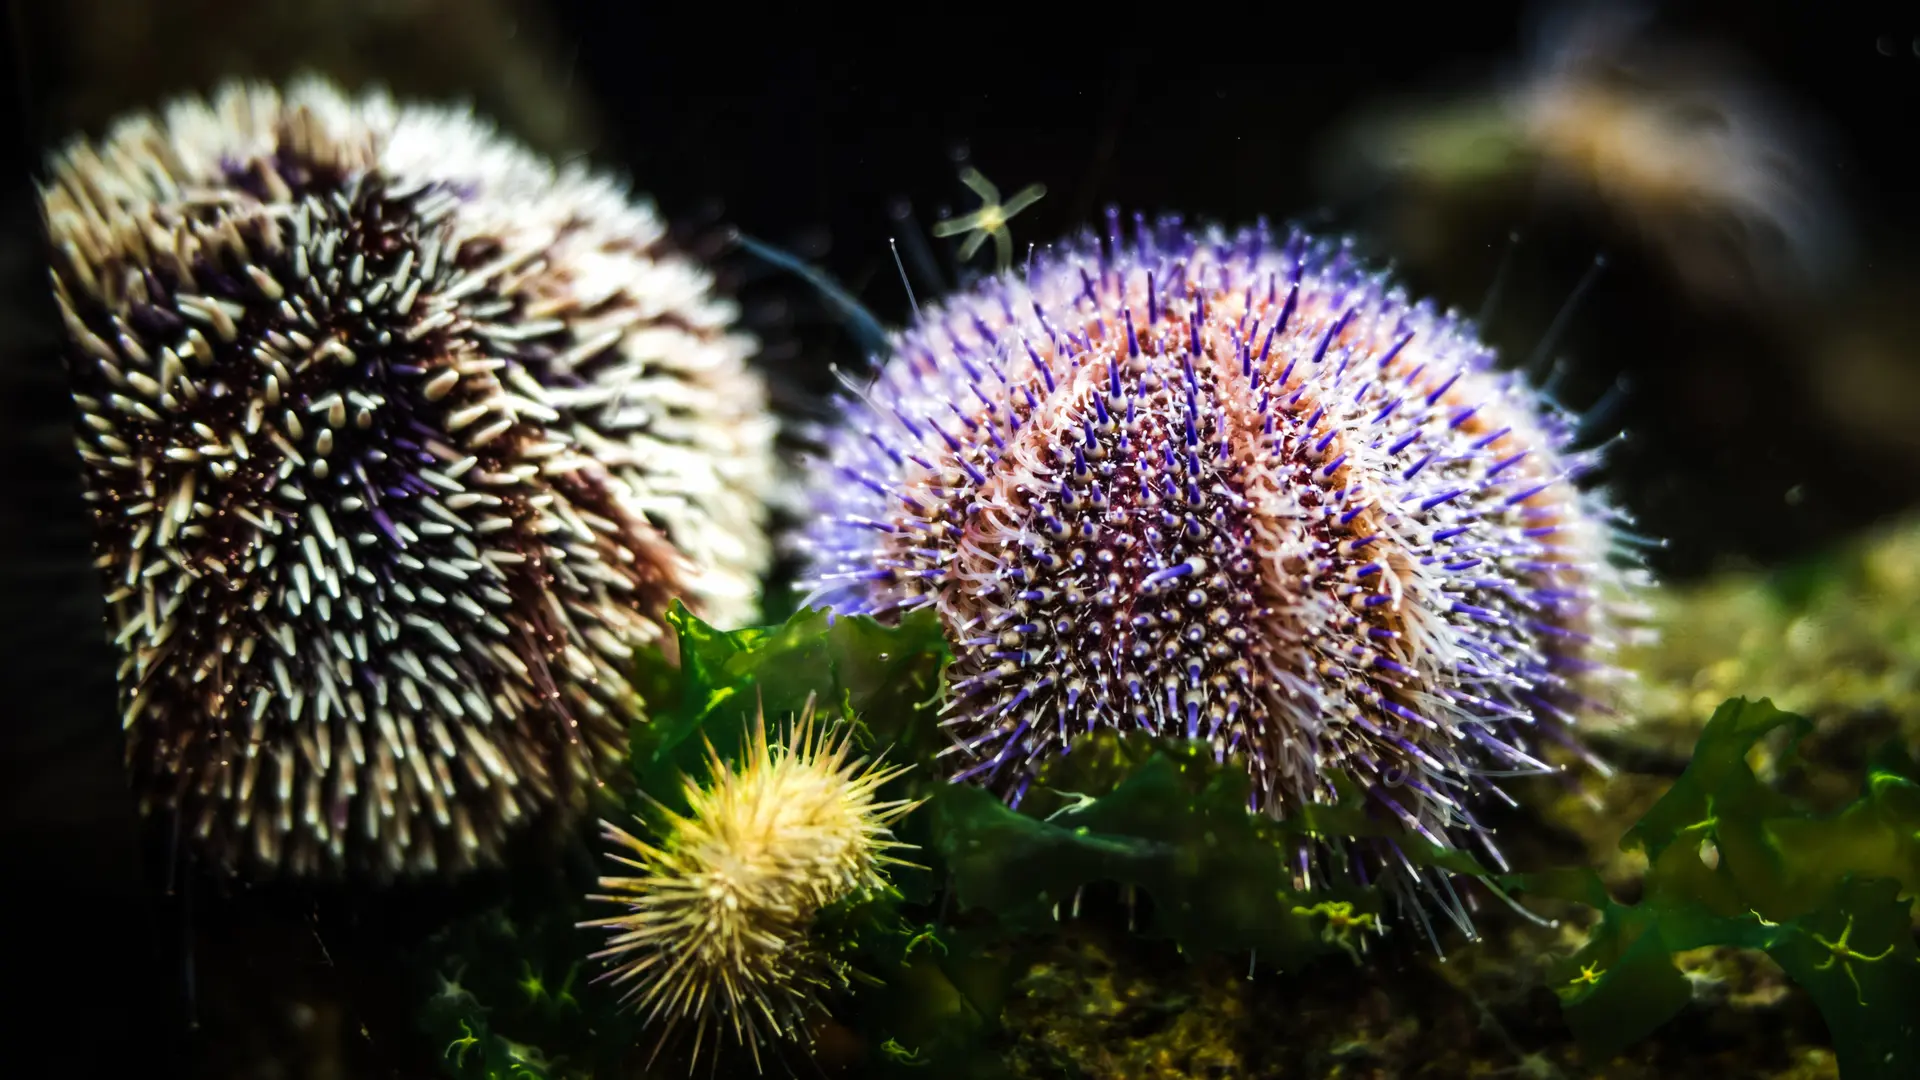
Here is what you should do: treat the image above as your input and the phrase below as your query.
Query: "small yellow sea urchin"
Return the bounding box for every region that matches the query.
[579,696,916,1070]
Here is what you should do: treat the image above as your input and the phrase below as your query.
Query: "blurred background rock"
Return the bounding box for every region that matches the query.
[1307,1,1920,583]
[12,0,601,158]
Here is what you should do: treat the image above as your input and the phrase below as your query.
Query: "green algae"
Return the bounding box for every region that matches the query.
[412,601,1920,1079]
[625,601,950,824]
[416,857,635,1080]
[1625,519,1920,748]
[1536,698,1920,1078]
[930,739,1389,966]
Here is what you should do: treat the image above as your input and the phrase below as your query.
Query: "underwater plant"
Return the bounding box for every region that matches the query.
[796,211,1647,932]
[403,602,1920,1078]
[579,693,918,1070]
[1536,696,1920,1079]
[39,78,775,877]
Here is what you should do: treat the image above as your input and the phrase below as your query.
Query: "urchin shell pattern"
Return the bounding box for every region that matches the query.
[799,214,1640,894]
[42,79,776,876]
[580,698,915,1070]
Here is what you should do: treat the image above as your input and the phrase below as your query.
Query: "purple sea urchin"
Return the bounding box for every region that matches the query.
[799,214,1643,911]
[42,79,775,876]
[580,696,916,1070]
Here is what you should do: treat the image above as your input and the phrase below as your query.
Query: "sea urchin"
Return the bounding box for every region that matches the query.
[580,695,916,1070]
[41,79,775,877]
[798,213,1643,919]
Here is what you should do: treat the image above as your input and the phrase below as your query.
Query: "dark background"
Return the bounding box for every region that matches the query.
[566,0,1920,583]
[4,1,1918,1075]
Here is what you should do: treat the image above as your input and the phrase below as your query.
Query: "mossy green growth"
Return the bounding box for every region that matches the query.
[1625,515,1920,741]
[411,802,659,1080]
[1539,698,1920,1079]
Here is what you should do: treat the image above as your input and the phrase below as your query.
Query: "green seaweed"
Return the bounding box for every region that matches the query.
[414,601,1920,1079]
[1540,698,1920,1078]
[417,866,635,1080]
[626,602,949,821]
[928,737,1389,966]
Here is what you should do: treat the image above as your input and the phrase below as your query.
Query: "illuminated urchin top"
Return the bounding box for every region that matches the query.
[42,79,775,876]
[799,214,1642,894]
[580,697,916,1071]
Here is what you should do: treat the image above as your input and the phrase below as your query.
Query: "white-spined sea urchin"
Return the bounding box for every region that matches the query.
[798,213,1646,926]
[42,79,776,877]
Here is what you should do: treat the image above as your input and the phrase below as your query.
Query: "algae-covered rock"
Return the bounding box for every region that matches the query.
[1000,925,1246,1080]
[1623,517,1920,763]
[19,0,601,158]
[989,912,1841,1080]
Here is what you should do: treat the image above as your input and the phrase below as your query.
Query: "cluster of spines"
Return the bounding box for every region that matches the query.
[580,697,916,1071]
[800,212,1640,931]
[44,80,772,876]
